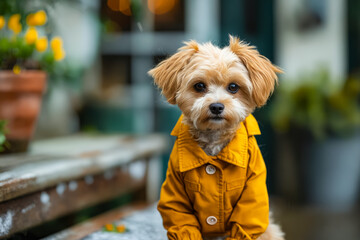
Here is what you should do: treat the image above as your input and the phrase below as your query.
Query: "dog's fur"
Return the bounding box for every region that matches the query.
[149,35,284,239]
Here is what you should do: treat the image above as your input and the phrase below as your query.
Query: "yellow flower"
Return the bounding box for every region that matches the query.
[13,65,21,74]
[0,16,5,30]
[51,37,66,61]
[54,48,66,61]
[104,224,114,231]
[8,14,22,34]
[50,37,63,52]
[25,27,38,44]
[36,37,48,52]
[116,224,126,233]
[26,10,47,26]
[26,14,35,26]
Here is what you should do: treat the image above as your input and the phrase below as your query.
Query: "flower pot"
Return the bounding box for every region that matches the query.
[301,135,360,211]
[277,128,360,211]
[0,70,47,153]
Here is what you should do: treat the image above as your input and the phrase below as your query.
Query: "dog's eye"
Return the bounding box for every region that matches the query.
[227,83,240,94]
[194,82,206,92]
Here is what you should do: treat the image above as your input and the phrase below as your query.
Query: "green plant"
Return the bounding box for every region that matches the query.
[0,120,7,152]
[270,70,360,140]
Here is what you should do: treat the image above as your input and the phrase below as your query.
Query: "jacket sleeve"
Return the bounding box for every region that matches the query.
[226,136,269,240]
[157,141,203,240]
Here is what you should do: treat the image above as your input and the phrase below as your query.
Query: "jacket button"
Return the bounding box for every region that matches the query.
[206,216,217,225]
[205,164,216,175]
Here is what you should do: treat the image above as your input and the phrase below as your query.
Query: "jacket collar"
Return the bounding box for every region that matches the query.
[171,114,261,172]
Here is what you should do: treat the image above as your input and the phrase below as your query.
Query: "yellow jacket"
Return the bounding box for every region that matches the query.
[158,114,269,240]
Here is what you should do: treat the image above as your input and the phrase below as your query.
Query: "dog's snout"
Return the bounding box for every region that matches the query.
[209,103,224,115]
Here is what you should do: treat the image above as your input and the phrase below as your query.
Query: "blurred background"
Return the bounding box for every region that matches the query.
[1,0,360,239]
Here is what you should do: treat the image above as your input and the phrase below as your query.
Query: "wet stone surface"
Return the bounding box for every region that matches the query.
[82,204,167,240]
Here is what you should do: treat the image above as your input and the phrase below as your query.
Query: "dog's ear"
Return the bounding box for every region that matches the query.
[229,35,282,107]
[148,41,198,104]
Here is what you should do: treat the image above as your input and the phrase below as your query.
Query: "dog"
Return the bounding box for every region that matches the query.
[149,35,284,240]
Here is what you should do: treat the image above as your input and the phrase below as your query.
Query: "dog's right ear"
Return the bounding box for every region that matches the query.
[148,41,198,105]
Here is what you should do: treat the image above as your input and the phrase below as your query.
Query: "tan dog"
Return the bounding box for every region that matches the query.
[149,36,284,240]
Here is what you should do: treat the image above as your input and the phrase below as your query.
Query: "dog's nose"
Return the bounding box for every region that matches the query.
[209,103,224,114]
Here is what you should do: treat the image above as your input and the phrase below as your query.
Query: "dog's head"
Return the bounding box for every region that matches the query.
[149,35,282,131]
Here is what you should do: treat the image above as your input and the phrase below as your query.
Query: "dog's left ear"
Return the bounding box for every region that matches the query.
[148,41,199,105]
[229,35,283,107]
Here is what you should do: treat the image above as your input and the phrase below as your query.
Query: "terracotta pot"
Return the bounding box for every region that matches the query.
[0,70,47,153]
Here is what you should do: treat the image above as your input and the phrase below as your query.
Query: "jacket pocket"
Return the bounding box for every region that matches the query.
[184,179,201,192]
[226,178,244,191]
[224,179,245,211]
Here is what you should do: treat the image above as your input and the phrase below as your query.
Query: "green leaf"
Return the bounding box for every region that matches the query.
[0,120,6,151]
[269,68,360,139]
[0,135,5,145]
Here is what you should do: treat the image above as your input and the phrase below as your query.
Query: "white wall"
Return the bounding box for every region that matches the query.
[276,0,347,81]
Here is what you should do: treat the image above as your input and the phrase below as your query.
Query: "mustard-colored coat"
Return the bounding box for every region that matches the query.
[158,114,269,240]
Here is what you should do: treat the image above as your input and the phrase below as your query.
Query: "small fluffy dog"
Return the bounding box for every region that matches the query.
[149,36,284,240]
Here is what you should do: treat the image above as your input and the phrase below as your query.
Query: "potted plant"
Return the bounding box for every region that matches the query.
[270,70,360,211]
[0,2,66,153]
